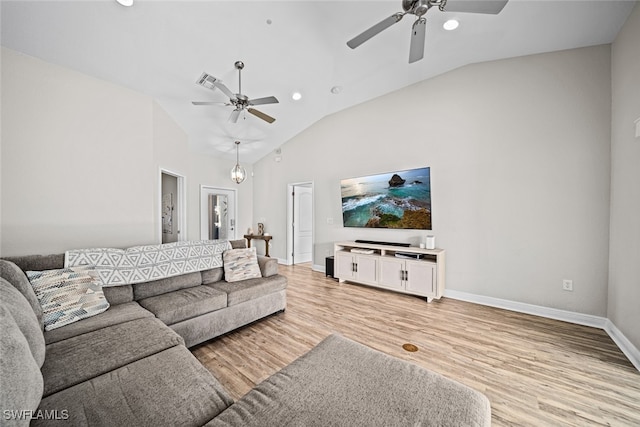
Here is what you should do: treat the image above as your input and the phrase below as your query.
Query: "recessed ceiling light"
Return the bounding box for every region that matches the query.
[330,86,342,95]
[116,0,133,6]
[443,19,459,31]
[292,92,302,101]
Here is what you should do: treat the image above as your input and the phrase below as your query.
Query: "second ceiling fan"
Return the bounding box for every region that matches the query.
[347,0,509,63]
[193,61,279,124]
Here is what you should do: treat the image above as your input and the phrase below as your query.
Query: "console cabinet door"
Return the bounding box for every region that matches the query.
[405,261,436,297]
[335,252,355,280]
[378,257,405,291]
[355,255,378,285]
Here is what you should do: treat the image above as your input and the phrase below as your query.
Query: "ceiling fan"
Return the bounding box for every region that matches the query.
[193,61,279,124]
[347,0,509,63]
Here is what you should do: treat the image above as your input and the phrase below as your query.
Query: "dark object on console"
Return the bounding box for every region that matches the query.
[355,239,411,247]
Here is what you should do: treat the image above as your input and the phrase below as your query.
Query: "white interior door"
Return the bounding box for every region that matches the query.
[293,185,313,263]
[200,186,237,241]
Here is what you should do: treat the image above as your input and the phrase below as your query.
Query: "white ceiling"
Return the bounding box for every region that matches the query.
[1,0,635,163]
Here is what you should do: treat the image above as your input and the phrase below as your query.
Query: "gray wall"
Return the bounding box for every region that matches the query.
[0,47,254,256]
[609,3,640,352]
[253,45,612,317]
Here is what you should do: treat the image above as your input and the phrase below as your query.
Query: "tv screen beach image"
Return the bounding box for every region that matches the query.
[340,167,431,230]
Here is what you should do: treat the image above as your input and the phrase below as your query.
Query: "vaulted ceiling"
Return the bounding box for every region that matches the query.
[1,1,635,162]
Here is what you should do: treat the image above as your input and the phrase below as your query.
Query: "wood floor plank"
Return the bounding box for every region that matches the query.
[192,264,640,426]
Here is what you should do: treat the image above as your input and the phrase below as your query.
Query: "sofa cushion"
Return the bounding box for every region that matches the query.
[0,259,44,328]
[133,271,202,300]
[35,345,233,427]
[0,304,44,424]
[170,290,286,348]
[102,284,134,305]
[207,274,287,307]
[223,248,262,283]
[229,239,247,249]
[44,302,154,345]
[207,334,491,427]
[42,317,183,397]
[257,256,278,278]
[138,285,227,325]
[27,266,110,331]
[201,267,224,285]
[0,278,46,367]
[4,254,64,271]
[2,253,65,272]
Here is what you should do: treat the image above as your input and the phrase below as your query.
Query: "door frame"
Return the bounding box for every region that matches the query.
[286,181,314,266]
[200,185,238,241]
[159,168,187,242]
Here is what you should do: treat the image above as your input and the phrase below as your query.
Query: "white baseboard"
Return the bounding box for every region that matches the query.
[312,264,325,273]
[444,289,640,372]
[444,289,607,328]
[603,319,640,372]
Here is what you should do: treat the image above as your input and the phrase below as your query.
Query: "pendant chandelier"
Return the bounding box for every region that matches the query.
[230,141,246,184]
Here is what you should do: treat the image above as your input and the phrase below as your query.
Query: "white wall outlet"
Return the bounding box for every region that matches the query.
[562,279,573,291]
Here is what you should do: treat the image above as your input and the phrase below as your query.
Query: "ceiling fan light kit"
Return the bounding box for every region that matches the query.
[231,141,247,184]
[347,0,508,63]
[193,60,279,124]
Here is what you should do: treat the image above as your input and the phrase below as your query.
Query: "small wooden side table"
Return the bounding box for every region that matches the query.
[244,234,273,257]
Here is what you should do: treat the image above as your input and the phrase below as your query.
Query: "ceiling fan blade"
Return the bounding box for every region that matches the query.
[212,80,236,100]
[442,0,508,15]
[229,109,241,123]
[347,13,404,49]
[409,18,426,64]
[249,96,279,106]
[192,101,227,106]
[247,108,276,124]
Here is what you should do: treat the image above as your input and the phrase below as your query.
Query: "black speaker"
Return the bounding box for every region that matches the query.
[325,256,335,279]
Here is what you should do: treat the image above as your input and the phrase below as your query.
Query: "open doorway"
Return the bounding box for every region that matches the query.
[160,169,186,243]
[200,186,238,241]
[286,182,313,265]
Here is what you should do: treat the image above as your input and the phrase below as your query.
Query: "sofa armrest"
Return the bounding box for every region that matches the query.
[257,256,278,277]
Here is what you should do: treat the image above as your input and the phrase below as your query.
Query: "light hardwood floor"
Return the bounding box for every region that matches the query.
[192,264,640,426]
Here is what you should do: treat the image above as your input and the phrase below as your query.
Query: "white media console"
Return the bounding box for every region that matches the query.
[333,241,445,302]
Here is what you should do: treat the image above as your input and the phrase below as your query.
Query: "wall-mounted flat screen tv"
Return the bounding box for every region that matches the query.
[341,167,431,230]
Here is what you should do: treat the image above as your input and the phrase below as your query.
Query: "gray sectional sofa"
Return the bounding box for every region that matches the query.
[1,239,491,426]
[0,240,287,426]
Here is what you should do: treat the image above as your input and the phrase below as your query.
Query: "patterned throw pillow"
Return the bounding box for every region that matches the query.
[223,248,262,283]
[26,266,110,331]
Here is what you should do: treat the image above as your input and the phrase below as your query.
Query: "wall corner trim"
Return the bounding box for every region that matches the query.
[444,289,640,372]
[604,319,640,372]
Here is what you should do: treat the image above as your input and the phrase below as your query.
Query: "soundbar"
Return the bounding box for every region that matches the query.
[354,239,411,248]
